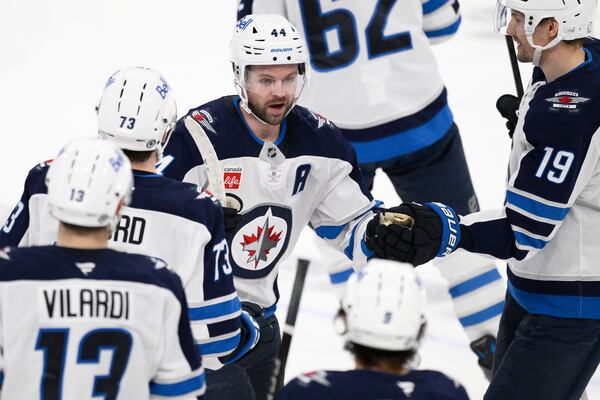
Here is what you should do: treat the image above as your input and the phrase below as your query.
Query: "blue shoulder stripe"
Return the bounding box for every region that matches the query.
[506,190,569,221]
[150,372,205,397]
[188,297,241,322]
[425,16,461,38]
[423,0,449,14]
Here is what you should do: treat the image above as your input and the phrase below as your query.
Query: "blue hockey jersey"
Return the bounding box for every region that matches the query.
[459,38,600,319]
[0,165,244,370]
[238,0,462,164]
[275,369,469,400]
[0,245,205,399]
[161,96,378,307]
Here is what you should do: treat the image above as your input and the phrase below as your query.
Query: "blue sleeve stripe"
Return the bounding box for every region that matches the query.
[508,281,600,319]
[422,0,450,14]
[150,372,205,397]
[197,332,241,356]
[506,190,569,221]
[188,297,241,321]
[329,267,354,284]
[425,16,461,38]
[458,301,504,327]
[0,370,3,386]
[449,268,502,298]
[343,223,360,261]
[315,224,347,240]
[513,231,548,250]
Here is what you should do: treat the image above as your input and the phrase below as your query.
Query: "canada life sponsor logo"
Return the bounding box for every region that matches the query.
[224,167,242,189]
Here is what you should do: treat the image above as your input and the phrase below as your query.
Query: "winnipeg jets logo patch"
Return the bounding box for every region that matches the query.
[241,216,283,268]
[545,91,590,112]
[75,262,95,276]
[191,110,217,134]
[230,205,292,279]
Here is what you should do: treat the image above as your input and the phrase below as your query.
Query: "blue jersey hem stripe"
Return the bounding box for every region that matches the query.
[509,281,600,319]
[188,297,241,321]
[506,190,569,221]
[329,267,354,284]
[150,373,205,397]
[449,268,502,298]
[458,301,504,327]
[423,0,449,14]
[425,16,462,38]
[350,105,453,164]
[198,333,241,355]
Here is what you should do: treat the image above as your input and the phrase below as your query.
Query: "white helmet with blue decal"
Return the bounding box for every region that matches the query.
[342,259,425,351]
[96,67,177,157]
[46,137,133,232]
[230,14,309,121]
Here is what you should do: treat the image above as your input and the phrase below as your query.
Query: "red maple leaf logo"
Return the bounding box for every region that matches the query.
[240,222,283,268]
[559,96,573,104]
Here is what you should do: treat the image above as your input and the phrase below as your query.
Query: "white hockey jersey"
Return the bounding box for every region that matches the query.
[0,246,205,399]
[0,167,244,370]
[161,96,379,308]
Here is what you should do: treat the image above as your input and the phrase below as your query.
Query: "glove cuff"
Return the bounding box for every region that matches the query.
[224,311,259,364]
[424,202,461,257]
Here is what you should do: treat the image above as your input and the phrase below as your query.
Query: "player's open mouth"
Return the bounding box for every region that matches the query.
[269,103,285,111]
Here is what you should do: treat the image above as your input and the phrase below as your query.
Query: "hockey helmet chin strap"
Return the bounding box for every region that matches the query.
[528,33,563,66]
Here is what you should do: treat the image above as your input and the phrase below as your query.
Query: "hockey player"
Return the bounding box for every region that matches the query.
[0,137,205,398]
[160,14,418,399]
[0,67,263,371]
[237,0,505,376]
[276,259,469,400]
[366,0,600,398]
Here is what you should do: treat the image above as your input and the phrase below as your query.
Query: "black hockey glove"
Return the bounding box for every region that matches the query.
[228,302,279,368]
[366,202,461,266]
[223,207,241,242]
[496,94,521,139]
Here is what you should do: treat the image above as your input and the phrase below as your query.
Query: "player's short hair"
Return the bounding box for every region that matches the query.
[61,221,107,234]
[123,149,154,164]
[346,341,417,369]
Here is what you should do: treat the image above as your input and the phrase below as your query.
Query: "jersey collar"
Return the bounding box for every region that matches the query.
[233,96,287,146]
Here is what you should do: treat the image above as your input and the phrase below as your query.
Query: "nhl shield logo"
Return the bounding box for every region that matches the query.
[230,205,292,279]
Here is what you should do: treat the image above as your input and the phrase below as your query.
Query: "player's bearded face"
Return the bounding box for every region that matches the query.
[245,64,299,125]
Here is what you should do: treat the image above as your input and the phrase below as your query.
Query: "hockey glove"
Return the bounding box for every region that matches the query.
[229,302,279,368]
[223,207,241,242]
[366,202,461,266]
[496,94,521,139]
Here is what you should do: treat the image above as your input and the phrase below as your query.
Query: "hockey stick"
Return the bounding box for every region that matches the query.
[505,35,524,98]
[184,116,228,205]
[269,258,310,397]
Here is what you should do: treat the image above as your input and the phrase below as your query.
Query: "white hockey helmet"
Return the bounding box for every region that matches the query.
[230,14,309,119]
[46,137,133,232]
[494,0,596,64]
[96,67,177,157]
[342,259,425,351]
